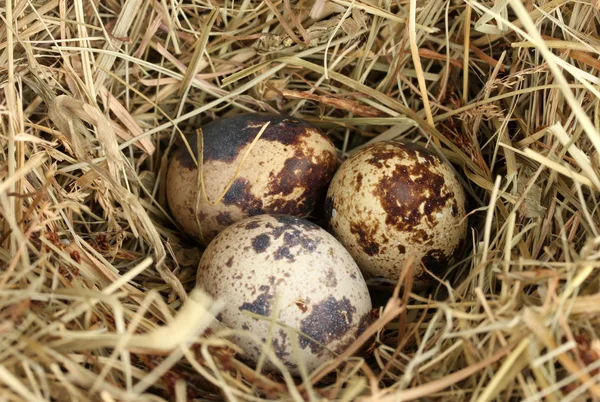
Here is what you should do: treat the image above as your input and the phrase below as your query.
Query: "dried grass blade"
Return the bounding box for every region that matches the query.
[408,0,436,145]
[0,365,41,402]
[277,57,481,175]
[360,344,515,402]
[331,0,438,32]
[523,309,600,398]
[98,86,155,154]
[94,0,145,90]
[178,8,218,96]
[474,338,530,402]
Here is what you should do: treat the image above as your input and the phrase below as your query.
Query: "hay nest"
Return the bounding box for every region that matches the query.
[1,0,600,400]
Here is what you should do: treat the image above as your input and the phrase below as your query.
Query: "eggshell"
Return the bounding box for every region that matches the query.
[167,114,338,245]
[325,141,468,285]
[196,214,373,374]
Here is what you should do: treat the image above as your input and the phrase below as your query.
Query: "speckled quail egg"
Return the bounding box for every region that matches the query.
[324,141,468,286]
[166,114,338,246]
[196,214,373,374]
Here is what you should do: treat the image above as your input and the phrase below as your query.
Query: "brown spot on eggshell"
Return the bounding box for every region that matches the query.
[216,211,234,226]
[239,288,272,316]
[268,216,321,262]
[374,162,455,233]
[355,172,363,191]
[324,268,338,288]
[251,234,271,253]
[273,330,292,361]
[299,296,356,354]
[331,311,376,356]
[274,214,320,232]
[245,221,260,230]
[355,311,375,338]
[222,178,265,216]
[173,145,198,171]
[422,249,449,274]
[366,149,397,168]
[349,222,380,256]
[274,246,294,261]
[267,149,337,215]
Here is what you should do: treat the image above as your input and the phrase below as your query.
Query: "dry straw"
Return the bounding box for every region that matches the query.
[1,0,600,400]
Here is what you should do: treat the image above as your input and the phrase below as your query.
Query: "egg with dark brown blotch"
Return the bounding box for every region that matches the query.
[196,214,373,374]
[167,114,338,245]
[325,141,468,286]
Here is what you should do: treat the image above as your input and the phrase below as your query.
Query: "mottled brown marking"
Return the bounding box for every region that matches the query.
[299,296,356,353]
[239,289,272,317]
[187,207,208,222]
[175,113,318,169]
[207,114,324,162]
[222,177,265,215]
[175,114,325,168]
[172,147,197,171]
[268,216,321,262]
[410,229,431,243]
[331,310,376,355]
[355,311,375,338]
[251,234,270,253]
[324,268,338,288]
[272,329,291,360]
[267,149,337,215]
[274,246,294,261]
[372,144,456,236]
[245,221,260,230]
[397,244,406,254]
[421,249,449,275]
[274,215,320,232]
[268,275,284,286]
[225,257,234,267]
[399,141,440,164]
[216,212,234,226]
[365,149,397,169]
[355,172,363,191]
[349,222,380,256]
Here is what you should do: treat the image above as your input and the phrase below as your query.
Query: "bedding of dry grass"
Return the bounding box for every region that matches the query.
[2,0,600,400]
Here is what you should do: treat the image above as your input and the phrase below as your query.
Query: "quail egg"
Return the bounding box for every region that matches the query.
[166,114,338,245]
[325,141,468,285]
[196,214,373,373]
